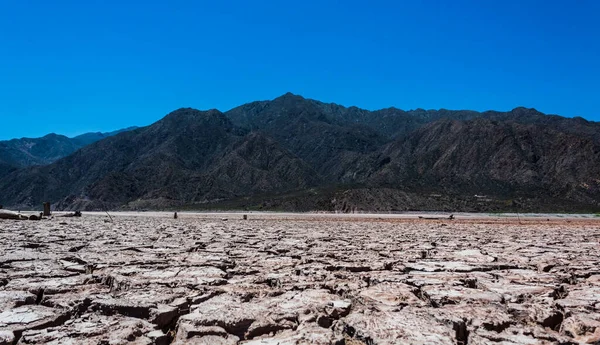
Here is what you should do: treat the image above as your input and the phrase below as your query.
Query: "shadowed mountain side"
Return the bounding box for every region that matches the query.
[226,93,389,181]
[0,161,16,180]
[0,108,320,210]
[1,93,599,212]
[0,126,139,178]
[0,134,83,169]
[365,118,600,204]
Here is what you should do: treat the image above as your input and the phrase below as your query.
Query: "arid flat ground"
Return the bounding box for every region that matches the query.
[1,213,600,344]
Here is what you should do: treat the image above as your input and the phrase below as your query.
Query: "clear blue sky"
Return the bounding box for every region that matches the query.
[1,0,599,140]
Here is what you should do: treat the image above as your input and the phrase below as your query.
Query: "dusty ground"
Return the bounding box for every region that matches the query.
[1,214,600,344]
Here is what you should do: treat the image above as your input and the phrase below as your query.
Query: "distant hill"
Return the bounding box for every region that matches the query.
[1,94,599,212]
[0,126,138,178]
[70,126,140,146]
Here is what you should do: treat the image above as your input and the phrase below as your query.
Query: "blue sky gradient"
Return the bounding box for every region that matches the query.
[1,0,599,139]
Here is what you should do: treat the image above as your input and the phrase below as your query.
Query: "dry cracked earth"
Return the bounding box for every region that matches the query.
[1,214,600,345]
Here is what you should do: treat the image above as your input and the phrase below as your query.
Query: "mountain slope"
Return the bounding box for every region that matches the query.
[0,108,318,210]
[0,161,16,180]
[226,93,387,182]
[367,118,600,201]
[0,93,599,212]
[0,133,83,168]
[0,126,139,178]
[71,126,139,146]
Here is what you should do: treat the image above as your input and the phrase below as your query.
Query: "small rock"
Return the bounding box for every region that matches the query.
[0,330,15,345]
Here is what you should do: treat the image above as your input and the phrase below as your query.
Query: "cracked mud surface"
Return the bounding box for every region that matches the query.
[1,214,600,344]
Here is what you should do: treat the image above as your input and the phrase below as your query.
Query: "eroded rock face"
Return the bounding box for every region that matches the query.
[0,215,599,344]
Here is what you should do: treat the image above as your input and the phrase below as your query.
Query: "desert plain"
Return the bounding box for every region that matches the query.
[1,213,599,344]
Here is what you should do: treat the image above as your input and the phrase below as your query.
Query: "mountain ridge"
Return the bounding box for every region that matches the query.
[1,93,598,212]
[0,126,139,178]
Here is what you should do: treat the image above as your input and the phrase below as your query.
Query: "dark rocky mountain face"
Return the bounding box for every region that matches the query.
[368,119,600,200]
[0,161,16,179]
[0,126,138,179]
[0,94,599,212]
[0,134,82,169]
[0,108,318,210]
[226,93,389,182]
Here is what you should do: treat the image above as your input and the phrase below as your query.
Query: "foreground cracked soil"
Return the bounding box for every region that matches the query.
[1,215,600,344]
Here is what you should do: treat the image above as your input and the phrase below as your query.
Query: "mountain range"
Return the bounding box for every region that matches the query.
[0,127,138,177]
[0,93,598,212]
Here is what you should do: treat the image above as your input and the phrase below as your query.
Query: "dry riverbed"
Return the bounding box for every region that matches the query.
[1,214,600,344]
